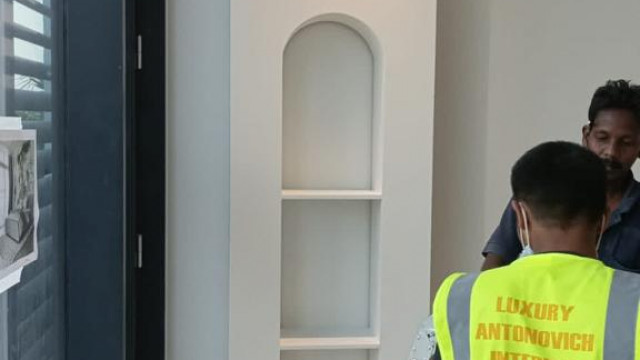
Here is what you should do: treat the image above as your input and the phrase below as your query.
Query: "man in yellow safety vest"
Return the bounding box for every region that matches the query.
[427,141,640,360]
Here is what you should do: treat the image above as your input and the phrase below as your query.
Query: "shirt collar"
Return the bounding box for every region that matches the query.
[512,252,602,266]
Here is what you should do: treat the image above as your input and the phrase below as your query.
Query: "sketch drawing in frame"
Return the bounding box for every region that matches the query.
[0,130,38,283]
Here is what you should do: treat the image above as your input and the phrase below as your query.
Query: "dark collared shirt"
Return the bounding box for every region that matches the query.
[483,178,640,273]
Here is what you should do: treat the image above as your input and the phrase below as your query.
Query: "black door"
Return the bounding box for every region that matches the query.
[128,0,166,359]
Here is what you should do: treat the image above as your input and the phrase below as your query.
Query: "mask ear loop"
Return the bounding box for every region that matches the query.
[518,227,524,246]
[596,215,606,253]
[519,203,531,249]
[518,202,531,249]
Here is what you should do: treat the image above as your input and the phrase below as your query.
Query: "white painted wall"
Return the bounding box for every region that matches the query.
[166,0,229,359]
[167,0,434,359]
[166,0,640,357]
[432,0,640,296]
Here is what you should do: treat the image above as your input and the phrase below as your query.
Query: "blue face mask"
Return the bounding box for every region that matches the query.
[519,244,534,258]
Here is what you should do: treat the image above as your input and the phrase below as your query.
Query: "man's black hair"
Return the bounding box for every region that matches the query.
[511,141,606,226]
[588,79,640,125]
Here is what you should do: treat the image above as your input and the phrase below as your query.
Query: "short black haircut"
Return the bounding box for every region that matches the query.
[588,79,640,125]
[511,141,606,226]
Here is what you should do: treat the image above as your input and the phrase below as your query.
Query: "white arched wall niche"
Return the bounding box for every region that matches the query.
[230,2,435,360]
[281,18,380,359]
[283,20,377,190]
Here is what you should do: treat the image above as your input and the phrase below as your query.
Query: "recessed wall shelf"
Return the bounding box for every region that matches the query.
[280,350,371,360]
[281,190,382,200]
[280,336,380,351]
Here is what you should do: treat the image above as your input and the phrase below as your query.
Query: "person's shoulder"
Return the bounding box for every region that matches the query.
[609,267,640,289]
[622,179,640,217]
[627,178,640,203]
[433,272,475,303]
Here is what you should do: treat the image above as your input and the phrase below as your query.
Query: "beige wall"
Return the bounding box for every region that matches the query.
[432,0,640,297]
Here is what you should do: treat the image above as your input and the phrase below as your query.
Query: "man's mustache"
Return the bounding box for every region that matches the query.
[602,158,623,171]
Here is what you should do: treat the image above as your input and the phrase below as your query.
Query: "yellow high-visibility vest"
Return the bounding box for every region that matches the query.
[433,253,640,360]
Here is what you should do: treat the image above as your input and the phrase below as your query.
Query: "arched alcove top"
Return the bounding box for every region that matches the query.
[284,13,381,61]
[282,18,377,190]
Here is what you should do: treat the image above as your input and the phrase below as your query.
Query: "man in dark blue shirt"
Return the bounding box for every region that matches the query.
[482,80,640,272]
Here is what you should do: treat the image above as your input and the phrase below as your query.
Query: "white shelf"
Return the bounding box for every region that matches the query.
[282,190,382,200]
[280,336,380,351]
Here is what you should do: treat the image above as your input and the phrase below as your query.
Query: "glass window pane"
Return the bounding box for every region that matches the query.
[13,39,46,63]
[13,3,45,34]
[0,0,62,359]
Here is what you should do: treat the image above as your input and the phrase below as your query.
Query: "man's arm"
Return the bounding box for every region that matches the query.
[481,202,522,270]
[481,252,506,270]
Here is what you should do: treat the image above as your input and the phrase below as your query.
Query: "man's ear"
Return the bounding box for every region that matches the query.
[582,124,590,147]
[511,200,524,231]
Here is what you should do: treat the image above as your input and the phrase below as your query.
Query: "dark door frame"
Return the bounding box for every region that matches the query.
[62,0,165,358]
[127,0,166,359]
